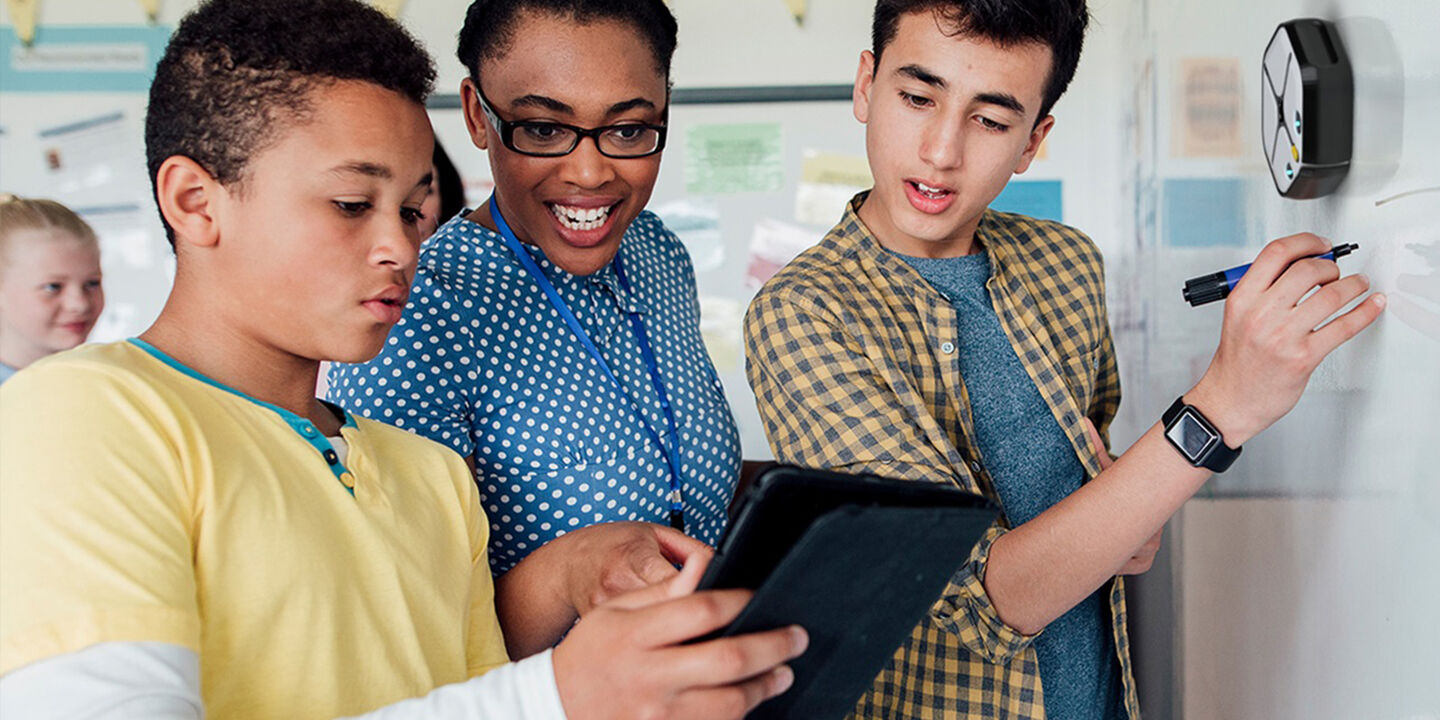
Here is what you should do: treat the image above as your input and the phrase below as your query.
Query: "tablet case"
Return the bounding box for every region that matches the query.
[699,467,997,719]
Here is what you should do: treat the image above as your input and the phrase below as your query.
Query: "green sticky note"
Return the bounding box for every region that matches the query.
[684,123,784,194]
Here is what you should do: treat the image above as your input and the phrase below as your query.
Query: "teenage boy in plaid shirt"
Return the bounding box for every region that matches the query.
[744,1,1385,718]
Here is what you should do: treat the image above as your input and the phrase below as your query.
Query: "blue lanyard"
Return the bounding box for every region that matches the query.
[487,196,686,531]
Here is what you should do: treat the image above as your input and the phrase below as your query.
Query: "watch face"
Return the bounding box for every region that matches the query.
[1166,410,1218,461]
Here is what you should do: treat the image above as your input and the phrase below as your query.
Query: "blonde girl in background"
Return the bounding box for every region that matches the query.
[0,194,104,385]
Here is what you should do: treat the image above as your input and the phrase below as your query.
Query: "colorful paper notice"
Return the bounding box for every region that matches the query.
[1174,57,1244,158]
[685,123,784,195]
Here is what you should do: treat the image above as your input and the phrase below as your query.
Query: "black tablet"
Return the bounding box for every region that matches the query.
[697,465,998,719]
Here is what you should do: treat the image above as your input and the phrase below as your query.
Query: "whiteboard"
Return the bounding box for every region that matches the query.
[1123,0,1440,717]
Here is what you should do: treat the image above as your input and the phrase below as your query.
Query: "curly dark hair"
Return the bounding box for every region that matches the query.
[872,0,1090,123]
[145,0,436,245]
[456,0,677,84]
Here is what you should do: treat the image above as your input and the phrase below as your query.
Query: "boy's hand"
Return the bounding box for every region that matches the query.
[552,557,809,720]
[1188,232,1385,446]
[1118,530,1162,575]
[1081,418,1158,574]
[559,521,714,614]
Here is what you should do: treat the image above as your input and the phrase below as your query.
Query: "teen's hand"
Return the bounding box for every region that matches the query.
[559,521,713,614]
[552,557,808,720]
[1118,530,1162,575]
[1188,232,1385,446]
[1080,418,1158,574]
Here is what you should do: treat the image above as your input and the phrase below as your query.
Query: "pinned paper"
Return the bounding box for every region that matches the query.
[747,218,818,290]
[990,180,1063,223]
[1174,57,1243,158]
[135,0,159,22]
[371,0,407,19]
[795,150,871,226]
[6,0,38,46]
[699,297,743,373]
[685,123,784,195]
[784,0,807,26]
[1161,178,1245,247]
[653,198,724,273]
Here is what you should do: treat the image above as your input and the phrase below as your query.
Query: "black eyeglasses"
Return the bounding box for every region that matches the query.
[474,84,668,159]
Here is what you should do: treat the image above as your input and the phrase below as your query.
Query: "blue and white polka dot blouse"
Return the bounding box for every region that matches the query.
[328,210,741,574]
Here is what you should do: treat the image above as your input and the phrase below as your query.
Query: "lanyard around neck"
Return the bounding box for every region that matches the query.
[487,196,685,532]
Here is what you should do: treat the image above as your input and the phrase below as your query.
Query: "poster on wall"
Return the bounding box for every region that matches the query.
[0,25,170,92]
[1172,57,1244,158]
[684,122,784,195]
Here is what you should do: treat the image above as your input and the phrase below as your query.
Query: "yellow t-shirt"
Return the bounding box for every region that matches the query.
[0,341,509,719]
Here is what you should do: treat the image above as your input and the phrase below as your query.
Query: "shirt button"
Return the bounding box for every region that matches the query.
[970,460,982,473]
[940,341,956,354]
[300,425,317,437]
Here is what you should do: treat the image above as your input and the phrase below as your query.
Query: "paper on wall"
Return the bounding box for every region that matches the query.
[5,0,37,45]
[1173,57,1244,158]
[698,296,742,374]
[794,149,870,226]
[746,218,819,291]
[652,198,724,273]
[684,123,784,195]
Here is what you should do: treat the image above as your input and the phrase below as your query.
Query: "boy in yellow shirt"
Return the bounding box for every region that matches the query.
[0,1,804,718]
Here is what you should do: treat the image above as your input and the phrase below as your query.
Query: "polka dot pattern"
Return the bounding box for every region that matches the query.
[329,210,741,574]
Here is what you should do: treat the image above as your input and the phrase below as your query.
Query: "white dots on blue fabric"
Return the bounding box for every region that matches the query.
[328,211,741,574]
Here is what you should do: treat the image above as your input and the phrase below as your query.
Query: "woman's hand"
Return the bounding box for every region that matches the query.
[495,521,713,657]
[559,521,714,614]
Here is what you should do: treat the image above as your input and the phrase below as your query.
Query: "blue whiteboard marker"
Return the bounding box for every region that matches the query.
[1183,243,1359,307]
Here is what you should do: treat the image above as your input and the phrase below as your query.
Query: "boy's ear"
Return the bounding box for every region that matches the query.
[1014,115,1056,175]
[459,77,490,152]
[155,156,223,248]
[853,50,877,124]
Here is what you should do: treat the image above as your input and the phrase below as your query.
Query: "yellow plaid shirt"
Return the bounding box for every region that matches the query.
[744,193,1138,719]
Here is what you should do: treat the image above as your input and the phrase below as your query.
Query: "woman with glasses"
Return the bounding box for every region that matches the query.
[327,0,742,657]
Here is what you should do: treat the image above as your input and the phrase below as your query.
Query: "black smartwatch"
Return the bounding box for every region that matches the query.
[1162,397,1242,473]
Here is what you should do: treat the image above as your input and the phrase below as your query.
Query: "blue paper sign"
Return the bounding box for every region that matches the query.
[0,26,172,93]
[990,180,1063,223]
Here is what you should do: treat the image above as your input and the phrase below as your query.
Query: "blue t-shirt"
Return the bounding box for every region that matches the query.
[897,250,1124,720]
[329,211,741,574]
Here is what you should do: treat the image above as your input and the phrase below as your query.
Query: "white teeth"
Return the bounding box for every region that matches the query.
[915,182,948,197]
[550,203,612,231]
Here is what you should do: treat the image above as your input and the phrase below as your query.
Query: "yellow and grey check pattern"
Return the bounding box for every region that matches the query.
[744,193,1137,719]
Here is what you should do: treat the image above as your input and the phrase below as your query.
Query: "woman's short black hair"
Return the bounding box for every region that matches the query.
[145,0,436,245]
[432,140,467,228]
[456,0,678,84]
[872,0,1090,122]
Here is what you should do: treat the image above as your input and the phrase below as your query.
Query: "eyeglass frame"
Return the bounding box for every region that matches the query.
[472,82,669,159]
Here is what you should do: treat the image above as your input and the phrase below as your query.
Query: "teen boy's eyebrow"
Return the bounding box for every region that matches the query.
[329,163,433,190]
[329,162,393,180]
[896,63,948,90]
[974,91,1026,116]
[895,64,1028,116]
[509,94,658,118]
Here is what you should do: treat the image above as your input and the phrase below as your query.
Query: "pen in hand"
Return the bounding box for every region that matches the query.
[1183,244,1359,307]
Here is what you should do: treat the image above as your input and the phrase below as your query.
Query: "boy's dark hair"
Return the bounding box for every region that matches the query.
[872,0,1089,122]
[456,0,677,84]
[145,0,436,246]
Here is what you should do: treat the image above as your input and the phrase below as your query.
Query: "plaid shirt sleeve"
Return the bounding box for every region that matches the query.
[745,281,1040,665]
